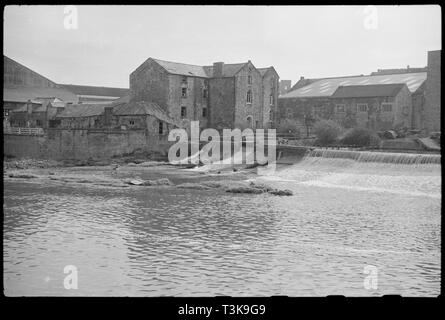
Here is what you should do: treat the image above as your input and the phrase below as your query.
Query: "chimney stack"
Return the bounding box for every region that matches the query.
[300,76,305,80]
[213,62,224,77]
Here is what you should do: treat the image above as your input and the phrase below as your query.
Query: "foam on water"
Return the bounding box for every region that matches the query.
[266,148,441,198]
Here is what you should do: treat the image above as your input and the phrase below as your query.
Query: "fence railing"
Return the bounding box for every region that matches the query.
[4,127,44,136]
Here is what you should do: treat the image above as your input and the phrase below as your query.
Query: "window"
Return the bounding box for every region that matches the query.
[202,107,207,118]
[381,103,393,112]
[203,88,208,99]
[181,87,187,98]
[248,75,252,85]
[336,104,346,113]
[246,116,253,128]
[269,94,274,106]
[286,108,293,118]
[36,120,42,127]
[159,121,163,134]
[182,76,187,83]
[269,110,274,121]
[247,90,252,104]
[357,103,368,112]
[129,120,135,126]
[4,109,9,117]
[181,106,187,118]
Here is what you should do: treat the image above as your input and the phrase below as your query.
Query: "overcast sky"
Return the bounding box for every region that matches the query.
[4,5,441,88]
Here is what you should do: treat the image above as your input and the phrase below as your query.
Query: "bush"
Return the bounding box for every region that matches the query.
[277,119,301,137]
[340,128,381,147]
[312,120,343,146]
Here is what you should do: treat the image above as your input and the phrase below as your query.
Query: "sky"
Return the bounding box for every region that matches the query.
[3,5,442,88]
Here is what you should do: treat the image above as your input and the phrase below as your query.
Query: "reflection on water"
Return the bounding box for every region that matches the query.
[3,158,441,296]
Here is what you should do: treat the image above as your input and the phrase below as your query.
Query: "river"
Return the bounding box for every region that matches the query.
[3,151,441,296]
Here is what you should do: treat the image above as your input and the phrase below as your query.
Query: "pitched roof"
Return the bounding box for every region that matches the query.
[280,72,427,99]
[112,101,180,126]
[257,68,270,76]
[3,86,79,103]
[153,58,209,78]
[111,94,130,104]
[203,63,246,77]
[56,104,110,118]
[61,84,129,97]
[331,83,406,98]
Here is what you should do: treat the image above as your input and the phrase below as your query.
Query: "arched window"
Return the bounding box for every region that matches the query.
[246,116,253,128]
[247,90,252,103]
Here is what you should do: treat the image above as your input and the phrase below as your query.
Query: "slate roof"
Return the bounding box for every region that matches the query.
[280,72,427,99]
[3,86,79,103]
[203,63,246,77]
[153,59,209,78]
[331,84,406,98]
[61,84,129,98]
[112,101,180,126]
[137,58,271,79]
[56,104,110,118]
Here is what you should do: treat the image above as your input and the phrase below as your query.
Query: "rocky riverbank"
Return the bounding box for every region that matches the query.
[4,160,293,196]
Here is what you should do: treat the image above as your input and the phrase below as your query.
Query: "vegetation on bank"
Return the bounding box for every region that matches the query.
[312,120,344,146]
[312,119,381,148]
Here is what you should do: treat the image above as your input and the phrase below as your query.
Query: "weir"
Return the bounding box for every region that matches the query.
[306,149,441,165]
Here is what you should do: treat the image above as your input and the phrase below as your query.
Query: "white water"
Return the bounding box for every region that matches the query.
[260,149,441,199]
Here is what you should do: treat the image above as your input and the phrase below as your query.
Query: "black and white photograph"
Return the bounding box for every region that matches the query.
[2,5,441,301]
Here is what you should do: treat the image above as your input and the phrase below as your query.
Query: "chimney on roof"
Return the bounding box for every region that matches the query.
[407,65,410,69]
[300,76,304,80]
[213,62,224,77]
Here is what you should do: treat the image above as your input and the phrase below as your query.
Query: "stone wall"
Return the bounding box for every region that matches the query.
[208,77,236,129]
[424,50,441,133]
[4,129,172,160]
[234,62,262,128]
[261,69,280,129]
[129,58,169,110]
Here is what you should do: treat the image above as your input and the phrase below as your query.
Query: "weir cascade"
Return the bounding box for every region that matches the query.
[306,149,441,165]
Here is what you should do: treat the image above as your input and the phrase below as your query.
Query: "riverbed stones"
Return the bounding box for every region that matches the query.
[8,172,38,179]
[269,189,293,196]
[176,183,212,190]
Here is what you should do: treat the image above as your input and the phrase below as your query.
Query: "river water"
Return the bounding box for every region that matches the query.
[3,153,441,296]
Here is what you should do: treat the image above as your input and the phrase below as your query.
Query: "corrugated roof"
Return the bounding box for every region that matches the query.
[56,104,110,118]
[61,84,129,97]
[280,72,427,99]
[153,59,209,78]
[113,101,180,126]
[3,86,79,103]
[331,84,406,98]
